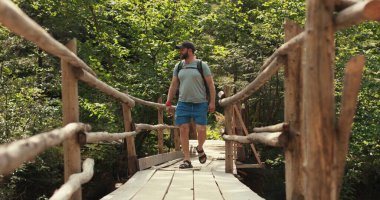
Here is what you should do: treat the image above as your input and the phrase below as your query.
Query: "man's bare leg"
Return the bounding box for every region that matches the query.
[196,125,207,151]
[180,123,191,161]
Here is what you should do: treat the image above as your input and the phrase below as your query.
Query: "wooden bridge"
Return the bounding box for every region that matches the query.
[0,0,379,200]
[101,140,262,200]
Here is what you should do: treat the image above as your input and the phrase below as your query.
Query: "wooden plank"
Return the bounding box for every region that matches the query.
[165,171,193,200]
[138,151,183,170]
[100,169,156,200]
[212,171,264,200]
[132,170,174,200]
[194,171,223,200]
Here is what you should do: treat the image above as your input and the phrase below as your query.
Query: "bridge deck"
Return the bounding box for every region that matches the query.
[101,140,263,200]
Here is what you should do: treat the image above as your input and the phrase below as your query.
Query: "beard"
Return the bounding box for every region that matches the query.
[180,51,189,59]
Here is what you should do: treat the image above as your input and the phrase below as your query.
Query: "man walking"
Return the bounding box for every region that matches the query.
[165,41,216,169]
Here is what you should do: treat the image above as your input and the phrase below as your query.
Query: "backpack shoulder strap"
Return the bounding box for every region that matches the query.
[176,60,184,75]
[197,59,203,76]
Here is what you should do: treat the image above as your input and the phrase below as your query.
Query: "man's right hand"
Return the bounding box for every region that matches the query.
[165,101,174,115]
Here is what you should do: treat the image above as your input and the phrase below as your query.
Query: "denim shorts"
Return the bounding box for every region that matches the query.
[175,101,208,125]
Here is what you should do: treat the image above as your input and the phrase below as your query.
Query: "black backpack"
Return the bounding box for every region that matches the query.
[176,59,210,100]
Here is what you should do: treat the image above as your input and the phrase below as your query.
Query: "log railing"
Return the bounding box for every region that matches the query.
[0,0,378,200]
[0,1,180,199]
[218,0,376,199]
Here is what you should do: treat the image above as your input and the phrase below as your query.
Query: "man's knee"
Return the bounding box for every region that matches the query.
[196,125,207,133]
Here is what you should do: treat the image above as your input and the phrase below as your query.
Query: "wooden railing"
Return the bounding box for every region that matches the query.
[0,0,379,200]
[217,0,379,199]
[0,1,180,200]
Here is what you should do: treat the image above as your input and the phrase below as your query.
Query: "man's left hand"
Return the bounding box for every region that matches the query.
[208,102,215,113]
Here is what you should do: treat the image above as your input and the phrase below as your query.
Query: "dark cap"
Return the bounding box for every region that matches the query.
[175,41,196,52]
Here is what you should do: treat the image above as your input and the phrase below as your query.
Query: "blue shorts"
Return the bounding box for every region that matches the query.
[175,101,208,125]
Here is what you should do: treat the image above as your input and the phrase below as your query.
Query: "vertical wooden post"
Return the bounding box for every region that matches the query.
[235,104,245,162]
[122,91,138,176]
[172,116,181,151]
[157,97,164,154]
[284,19,304,200]
[302,0,336,199]
[61,39,81,200]
[224,86,234,173]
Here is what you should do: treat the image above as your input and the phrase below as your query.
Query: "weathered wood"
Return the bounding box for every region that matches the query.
[223,132,286,147]
[100,169,156,200]
[138,151,183,170]
[219,56,286,107]
[128,95,168,109]
[334,0,380,30]
[335,55,365,197]
[235,163,263,169]
[256,0,378,74]
[302,0,336,199]
[335,0,359,11]
[72,68,135,107]
[135,123,178,132]
[50,158,95,200]
[131,170,174,200]
[165,171,193,200]
[122,93,138,176]
[253,122,288,133]
[85,131,138,143]
[223,86,234,173]
[212,171,264,200]
[61,39,82,200]
[284,19,305,200]
[0,123,90,175]
[233,105,262,165]
[157,97,164,154]
[0,0,96,76]
[194,171,223,200]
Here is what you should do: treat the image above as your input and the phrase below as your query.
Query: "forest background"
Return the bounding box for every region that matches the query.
[0,0,379,199]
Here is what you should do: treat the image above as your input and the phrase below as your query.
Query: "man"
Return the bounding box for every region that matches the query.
[165,41,216,169]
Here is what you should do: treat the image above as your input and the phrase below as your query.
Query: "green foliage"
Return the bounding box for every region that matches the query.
[1,0,379,199]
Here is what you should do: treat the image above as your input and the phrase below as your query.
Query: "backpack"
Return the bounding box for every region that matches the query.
[175,59,210,100]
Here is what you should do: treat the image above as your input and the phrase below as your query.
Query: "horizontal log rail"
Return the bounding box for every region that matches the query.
[219,56,286,107]
[85,131,138,143]
[222,131,288,147]
[72,68,135,107]
[50,158,95,200]
[253,122,289,133]
[0,0,96,76]
[334,0,380,30]
[218,0,379,107]
[0,123,90,175]
[135,123,178,132]
[128,95,167,109]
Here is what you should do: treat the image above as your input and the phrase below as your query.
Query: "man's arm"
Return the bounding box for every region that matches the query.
[166,76,179,107]
[204,75,216,112]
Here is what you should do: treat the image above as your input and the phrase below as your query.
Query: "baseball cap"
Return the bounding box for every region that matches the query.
[175,41,196,52]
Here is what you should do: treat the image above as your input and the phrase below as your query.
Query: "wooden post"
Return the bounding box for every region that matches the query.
[302,0,336,199]
[284,19,304,200]
[122,91,138,176]
[157,97,164,154]
[173,117,180,151]
[224,86,234,173]
[234,104,245,162]
[61,39,81,200]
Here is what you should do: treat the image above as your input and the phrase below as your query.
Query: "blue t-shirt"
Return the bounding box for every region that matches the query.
[173,59,211,103]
